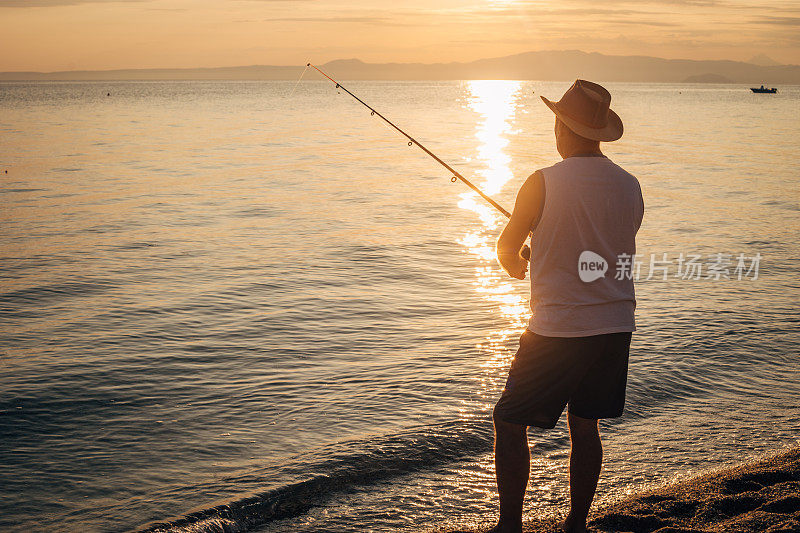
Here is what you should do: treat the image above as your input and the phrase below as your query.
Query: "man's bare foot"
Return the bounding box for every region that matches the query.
[487,519,523,533]
[560,512,589,533]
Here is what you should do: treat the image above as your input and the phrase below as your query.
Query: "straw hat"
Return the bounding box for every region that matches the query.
[541,80,623,142]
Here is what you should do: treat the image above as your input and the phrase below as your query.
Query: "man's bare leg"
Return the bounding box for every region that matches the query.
[562,413,602,533]
[489,409,529,533]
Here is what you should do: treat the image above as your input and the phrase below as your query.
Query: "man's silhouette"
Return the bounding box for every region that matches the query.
[491,80,644,533]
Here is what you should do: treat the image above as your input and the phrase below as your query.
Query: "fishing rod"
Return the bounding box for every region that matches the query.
[307,63,531,260]
[308,63,513,217]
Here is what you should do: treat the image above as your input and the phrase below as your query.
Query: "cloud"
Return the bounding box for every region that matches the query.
[0,0,143,6]
[473,0,720,9]
[266,16,391,24]
[0,0,303,5]
[556,0,720,5]
[756,15,800,26]
[467,6,667,18]
[609,19,679,27]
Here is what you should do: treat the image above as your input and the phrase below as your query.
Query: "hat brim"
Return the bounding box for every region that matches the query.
[540,96,623,142]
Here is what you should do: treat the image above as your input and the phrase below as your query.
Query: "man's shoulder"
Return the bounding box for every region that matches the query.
[537,159,568,174]
[601,157,636,178]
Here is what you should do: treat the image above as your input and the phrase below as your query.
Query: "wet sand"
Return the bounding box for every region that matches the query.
[439,446,800,533]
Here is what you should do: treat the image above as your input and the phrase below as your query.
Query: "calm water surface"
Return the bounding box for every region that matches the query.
[1,80,799,532]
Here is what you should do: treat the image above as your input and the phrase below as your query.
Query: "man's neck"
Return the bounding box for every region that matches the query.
[560,143,603,159]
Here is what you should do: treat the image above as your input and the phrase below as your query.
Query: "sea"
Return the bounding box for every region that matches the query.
[1,79,798,533]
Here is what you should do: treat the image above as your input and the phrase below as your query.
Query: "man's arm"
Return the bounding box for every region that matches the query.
[496,171,545,280]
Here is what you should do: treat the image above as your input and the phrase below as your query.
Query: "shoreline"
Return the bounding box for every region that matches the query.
[438,445,800,533]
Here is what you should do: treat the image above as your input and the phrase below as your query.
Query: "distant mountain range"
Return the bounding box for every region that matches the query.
[2,50,798,84]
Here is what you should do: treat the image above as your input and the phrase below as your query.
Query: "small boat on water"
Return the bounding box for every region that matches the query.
[751,85,777,93]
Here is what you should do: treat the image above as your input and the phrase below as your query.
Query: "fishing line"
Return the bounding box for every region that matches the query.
[289,64,310,97]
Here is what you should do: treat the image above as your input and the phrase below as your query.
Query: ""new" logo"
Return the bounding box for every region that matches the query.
[578,251,608,282]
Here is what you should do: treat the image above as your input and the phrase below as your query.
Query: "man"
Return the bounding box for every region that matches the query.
[490,80,644,533]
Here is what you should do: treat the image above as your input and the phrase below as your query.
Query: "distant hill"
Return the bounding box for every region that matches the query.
[748,54,781,67]
[0,64,303,82]
[2,51,799,83]
[682,73,734,83]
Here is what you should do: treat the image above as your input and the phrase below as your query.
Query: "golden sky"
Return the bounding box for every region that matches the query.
[1,0,798,71]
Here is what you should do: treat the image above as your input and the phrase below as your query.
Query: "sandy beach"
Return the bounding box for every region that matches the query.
[440,446,800,533]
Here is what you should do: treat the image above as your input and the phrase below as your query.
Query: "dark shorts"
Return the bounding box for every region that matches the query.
[493,329,631,429]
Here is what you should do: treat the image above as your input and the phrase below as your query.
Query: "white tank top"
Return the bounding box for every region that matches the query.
[528,156,644,337]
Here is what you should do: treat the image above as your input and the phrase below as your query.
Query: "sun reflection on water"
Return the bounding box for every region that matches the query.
[459,79,528,328]
[452,82,534,511]
[457,80,521,227]
[456,80,529,427]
